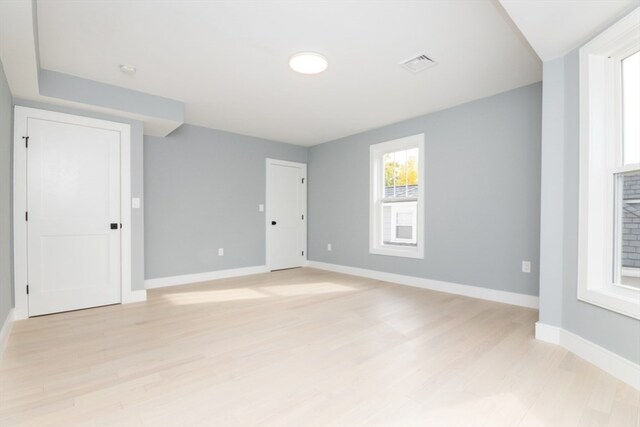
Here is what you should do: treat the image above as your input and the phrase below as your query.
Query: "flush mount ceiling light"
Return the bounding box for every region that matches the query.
[289,52,328,74]
[119,64,137,75]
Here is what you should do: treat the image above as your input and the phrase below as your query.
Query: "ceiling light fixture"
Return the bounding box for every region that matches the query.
[119,64,137,75]
[289,52,328,75]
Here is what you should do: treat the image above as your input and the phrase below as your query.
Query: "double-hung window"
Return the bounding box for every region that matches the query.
[578,9,640,319]
[370,134,425,259]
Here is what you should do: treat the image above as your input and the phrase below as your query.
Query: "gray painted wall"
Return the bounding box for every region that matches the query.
[39,69,184,123]
[13,99,146,291]
[538,57,565,326]
[0,60,13,327]
[560,50,640,363]
[308,83,542,296]
[144,125,307,279]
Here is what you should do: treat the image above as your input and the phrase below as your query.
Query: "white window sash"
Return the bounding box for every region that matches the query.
[578,8,640,319]
[369,134,425,259]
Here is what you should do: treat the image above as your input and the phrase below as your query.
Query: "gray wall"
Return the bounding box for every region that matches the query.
[308,83,542,296]
[0,60,13,327]
[144,125,307,279]
[13,99,146,291]
[559,50,639,363]
[538,57,565,326]
[39,69,184,123]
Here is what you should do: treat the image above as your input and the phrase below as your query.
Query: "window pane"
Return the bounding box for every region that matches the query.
[623,51,640,165]
[383,148,419,199]
[616,170,640,288]
[407,148,419,186]
[396,226,413,239]
[382,201,417,246]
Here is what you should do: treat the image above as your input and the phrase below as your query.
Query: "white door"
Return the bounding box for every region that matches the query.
[266,159,306,270]
[26,118,122,316]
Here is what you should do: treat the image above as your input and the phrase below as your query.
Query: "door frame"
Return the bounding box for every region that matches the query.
[12,106,133,319]
[265,158,307,271]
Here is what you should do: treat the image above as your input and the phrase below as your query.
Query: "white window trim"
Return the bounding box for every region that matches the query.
[369,134,425,259]
[578,8,640,320]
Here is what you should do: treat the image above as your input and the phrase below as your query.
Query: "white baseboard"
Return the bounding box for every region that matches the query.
[122,289,147,304]
[307,261,539,309]
[535,321,561,344]
[145,265,270,289]
[536,322,640,390]
[10,290,146,321]
[0,309,15,360]
[12,307,27,321]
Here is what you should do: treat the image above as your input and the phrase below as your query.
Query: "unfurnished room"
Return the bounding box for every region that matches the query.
[0,1,639,426]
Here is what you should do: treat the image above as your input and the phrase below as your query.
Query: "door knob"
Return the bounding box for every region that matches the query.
[271,221,277,225]
[110,223,118,230]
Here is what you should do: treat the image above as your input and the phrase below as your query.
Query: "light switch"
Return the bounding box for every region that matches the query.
[132,198,141,209]
[327,243,332,251]
[218,248,224,256]
[259,204,264,212]
[522,261,531,273]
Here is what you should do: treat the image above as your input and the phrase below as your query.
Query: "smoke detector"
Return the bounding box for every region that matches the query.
[400,54,436,73]
[119,64,137,75]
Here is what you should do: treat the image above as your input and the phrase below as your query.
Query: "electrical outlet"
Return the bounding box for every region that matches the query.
[131,198,141,209]
[327,243,332,251]
[522,261,531,273]
[218,248,224,256]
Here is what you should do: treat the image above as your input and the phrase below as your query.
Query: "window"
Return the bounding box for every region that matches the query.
[370,134,424,258]
[578,9,640,319]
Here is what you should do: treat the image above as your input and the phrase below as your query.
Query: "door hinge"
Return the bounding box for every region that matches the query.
[302,250,304,256]
[22,136,29,148]
[25,211,28,221]
[26,285,29,295]
[302,178,305,184]
[301,214,304,220]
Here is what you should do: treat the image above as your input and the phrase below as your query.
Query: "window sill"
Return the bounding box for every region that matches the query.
[370,245,424,259]
[578,284,640,320]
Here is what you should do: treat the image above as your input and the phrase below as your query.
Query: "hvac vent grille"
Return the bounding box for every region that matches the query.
[400,54,436,73]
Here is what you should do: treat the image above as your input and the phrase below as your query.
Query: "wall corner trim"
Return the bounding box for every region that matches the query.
[536,322,640,390]
[144,265,270,289]
[307,260,539,309]
[0,309,15,360]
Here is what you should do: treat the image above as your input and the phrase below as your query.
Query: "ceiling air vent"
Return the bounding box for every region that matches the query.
[400,54,436,73]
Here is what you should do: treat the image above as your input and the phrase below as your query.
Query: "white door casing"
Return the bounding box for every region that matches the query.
[13,106,135,319]
[266,159,306,271]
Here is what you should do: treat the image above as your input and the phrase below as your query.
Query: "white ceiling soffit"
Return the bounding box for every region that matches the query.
[0,0,40,99]
[36,0,541,146]
[499,0,640,62]
[0,0,184,137]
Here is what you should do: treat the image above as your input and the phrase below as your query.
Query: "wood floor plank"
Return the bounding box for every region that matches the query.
[0,267,638,427]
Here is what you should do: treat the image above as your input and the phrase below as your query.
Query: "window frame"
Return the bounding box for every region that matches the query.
[578,8,640,319]
[369,134,425,259]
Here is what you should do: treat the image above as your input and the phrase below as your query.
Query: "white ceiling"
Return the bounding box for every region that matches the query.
[36,1,542,146]
[499,0,639,61]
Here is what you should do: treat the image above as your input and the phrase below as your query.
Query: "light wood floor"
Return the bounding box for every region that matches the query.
[1,268,638,427]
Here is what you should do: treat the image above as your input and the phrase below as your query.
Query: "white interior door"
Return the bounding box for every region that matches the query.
[27,117,122,316]
[267,159,306,271]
